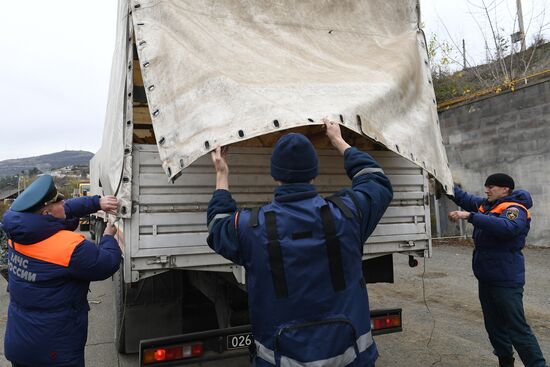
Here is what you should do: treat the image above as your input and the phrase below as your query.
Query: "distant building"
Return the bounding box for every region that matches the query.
[0,187,19,204]
[49,165,89,179]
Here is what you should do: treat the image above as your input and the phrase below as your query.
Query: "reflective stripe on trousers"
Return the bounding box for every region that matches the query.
[255,330,374,367]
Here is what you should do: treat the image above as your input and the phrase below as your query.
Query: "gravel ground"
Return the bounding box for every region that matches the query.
[371,242,550,367]
[0,242,548,366]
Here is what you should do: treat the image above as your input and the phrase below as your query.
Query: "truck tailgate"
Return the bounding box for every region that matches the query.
[126,145,430,282]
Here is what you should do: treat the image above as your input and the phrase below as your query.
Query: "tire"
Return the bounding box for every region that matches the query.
[97,217,126,353]
[113,268,127,353]
[89,217,96,241]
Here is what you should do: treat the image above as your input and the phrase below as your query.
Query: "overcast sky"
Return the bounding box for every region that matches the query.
[0,0,547,161]
[422,0,548,69]
[0,1,117,161]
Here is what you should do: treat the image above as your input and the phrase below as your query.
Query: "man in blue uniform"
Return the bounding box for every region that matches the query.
[449,173,547,367]
[207,119,393,366]
[2,175,122,367]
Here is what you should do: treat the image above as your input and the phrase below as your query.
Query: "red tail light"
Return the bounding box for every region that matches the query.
[371,314,401,331]
[191,343,203,355]
[143,342,203,364]
[154,348,167,361]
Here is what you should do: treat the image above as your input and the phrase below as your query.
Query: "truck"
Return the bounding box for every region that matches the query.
[72,182,92,231]
[89,0,453,365]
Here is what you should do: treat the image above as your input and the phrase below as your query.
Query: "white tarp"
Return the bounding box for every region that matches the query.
[91,0,129,200]
[99,0,453,196]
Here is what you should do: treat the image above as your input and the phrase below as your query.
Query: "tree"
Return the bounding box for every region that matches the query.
[426,1,548,103]
[28,167,42,176]
[0,201,10,219]
[57,177,81,199]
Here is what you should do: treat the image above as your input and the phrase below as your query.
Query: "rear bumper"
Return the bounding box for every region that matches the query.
[139,309,402,366]
[139,325,251,366]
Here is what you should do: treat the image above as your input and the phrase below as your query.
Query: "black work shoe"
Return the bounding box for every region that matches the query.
[498,356,514,367]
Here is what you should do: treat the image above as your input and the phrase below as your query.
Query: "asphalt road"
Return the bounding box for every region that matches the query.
[0,242,548,366]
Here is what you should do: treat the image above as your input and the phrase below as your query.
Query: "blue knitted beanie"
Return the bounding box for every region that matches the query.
[270,133,318,183]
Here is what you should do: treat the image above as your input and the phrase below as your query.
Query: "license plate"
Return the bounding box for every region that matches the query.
[226,332,253,350]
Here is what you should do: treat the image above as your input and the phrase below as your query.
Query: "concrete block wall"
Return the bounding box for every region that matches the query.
[438,78,550,246]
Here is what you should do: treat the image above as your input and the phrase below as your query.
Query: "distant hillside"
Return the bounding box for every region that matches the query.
[0,151,93,176]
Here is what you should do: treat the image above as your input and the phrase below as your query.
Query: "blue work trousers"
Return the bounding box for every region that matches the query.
[479,282,547,367]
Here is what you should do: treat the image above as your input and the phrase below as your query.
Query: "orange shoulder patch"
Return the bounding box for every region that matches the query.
[12,230,85,267]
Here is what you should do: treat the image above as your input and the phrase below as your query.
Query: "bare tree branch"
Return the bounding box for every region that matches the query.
[481,0,510,81]
[522,21,546,77]
[434,9,488,85]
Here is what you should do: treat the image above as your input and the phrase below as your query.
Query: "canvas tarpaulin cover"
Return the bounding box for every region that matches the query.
[90,0,129,200]
[97,0,453,201]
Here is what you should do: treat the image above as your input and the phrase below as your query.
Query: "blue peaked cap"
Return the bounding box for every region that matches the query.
[270,133,318,183]
[11,175,63,212]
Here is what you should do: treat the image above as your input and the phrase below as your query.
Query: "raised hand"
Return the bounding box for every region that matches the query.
[322,117,350,155]
[211,146,230,190]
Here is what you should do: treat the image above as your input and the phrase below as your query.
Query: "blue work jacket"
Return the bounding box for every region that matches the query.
[207,147,393,366]
[2,196,122,366]
[452,186,532,287]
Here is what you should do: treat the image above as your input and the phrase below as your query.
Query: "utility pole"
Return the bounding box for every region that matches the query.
[516,0,526,52]
[17,176,26,195]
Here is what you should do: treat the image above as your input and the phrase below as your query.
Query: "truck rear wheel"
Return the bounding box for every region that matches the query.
[89,216,98,241]
[114,271,186,354]
[93,220,127,353]
[113,268,127,353]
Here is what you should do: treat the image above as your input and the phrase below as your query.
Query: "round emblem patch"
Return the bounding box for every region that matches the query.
[506,207,520,220]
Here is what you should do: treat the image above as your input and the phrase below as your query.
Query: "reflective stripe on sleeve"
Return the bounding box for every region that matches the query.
[255,330,374,367]
[353,167,384,179]
[207,213,232,233]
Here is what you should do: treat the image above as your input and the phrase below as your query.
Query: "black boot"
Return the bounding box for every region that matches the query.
[498,355,514,367]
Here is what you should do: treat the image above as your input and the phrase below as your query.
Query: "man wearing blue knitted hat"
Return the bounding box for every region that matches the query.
[207,118,393,366]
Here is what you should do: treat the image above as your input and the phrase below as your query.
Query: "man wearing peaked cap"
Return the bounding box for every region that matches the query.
[2,175,123,367]
[10,174,65,213]
[206,119,393,366]
[449,174,547,367]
